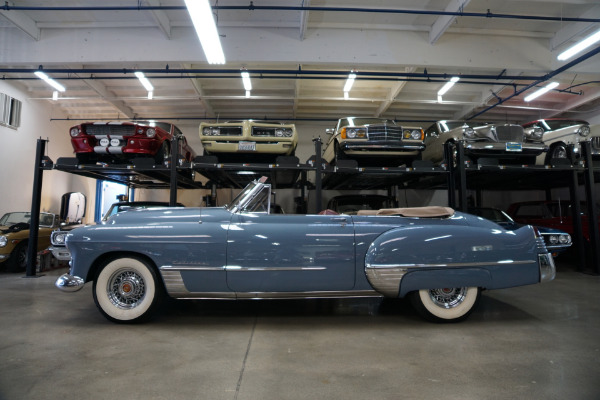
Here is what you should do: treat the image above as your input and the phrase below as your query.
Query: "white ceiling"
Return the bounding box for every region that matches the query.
[1,0,600,128]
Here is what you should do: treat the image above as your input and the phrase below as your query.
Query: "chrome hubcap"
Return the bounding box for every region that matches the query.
[107,269,146,309]
[428,287,467,309]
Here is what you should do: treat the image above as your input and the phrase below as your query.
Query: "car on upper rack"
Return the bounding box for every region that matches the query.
[521,119,599,164]
[468,207,571,257]
[69,120,197,165]
[422,120,548,166]
[0,212,59,272]
[326,194,398,215]
[199,120,297,162]
[56,177,555,324]
[50,200,183,262]
[321,117,425,166]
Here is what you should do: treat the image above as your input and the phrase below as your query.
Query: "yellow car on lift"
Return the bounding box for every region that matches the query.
[200,120,297,162]
[0,212,58,272]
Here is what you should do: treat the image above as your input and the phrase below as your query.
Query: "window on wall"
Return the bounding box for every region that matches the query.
[0,93,22,129]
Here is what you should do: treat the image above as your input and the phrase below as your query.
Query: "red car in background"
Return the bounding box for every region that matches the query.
[507,200,600,248]
[69,121,197,165]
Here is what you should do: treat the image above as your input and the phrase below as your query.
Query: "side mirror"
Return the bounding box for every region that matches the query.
[325,128,335,135]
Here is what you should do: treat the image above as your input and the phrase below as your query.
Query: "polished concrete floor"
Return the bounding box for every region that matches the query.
[0,257,599,400]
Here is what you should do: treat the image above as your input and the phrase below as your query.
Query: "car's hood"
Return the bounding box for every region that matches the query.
[102,206,231,225]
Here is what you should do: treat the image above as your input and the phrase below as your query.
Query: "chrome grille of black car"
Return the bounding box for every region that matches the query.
[591,137,600,150]
[85,125,136,136]
[366,124,402,141]
[251,127,277,137]
[495,125,524,142]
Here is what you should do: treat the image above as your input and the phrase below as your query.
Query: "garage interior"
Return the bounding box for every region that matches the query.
[1,1,600,399]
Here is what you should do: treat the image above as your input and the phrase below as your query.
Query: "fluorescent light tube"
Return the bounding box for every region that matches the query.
[437,76,460,96]
[245,90,251,98]
[557,29,600,61]
[524,81,559,102]
[134,71,154,91]
[52,91,59,101]
[344,91,349,100]
[343,72,356,93]
[185,0,226,64]
[147,91,153,100]
[241,71,252,91]
[34,71,66,92]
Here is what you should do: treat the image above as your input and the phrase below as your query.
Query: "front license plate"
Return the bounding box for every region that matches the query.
[506,142,522,152]
[238,141,256,151]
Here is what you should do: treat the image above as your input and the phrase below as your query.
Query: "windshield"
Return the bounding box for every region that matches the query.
[0,212,54,227]
[338,118,392,128]
[227,179,271,214]
[468,208,513,223]
[535,120,588,132]
[439,120,468,132]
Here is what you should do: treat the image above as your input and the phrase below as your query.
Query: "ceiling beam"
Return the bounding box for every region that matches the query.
[0,8,39,40]
[429,0,471,44]
[550,4,600,51]
[182,64,215,118]
[374,68,414,117]
[146,0,172,39]
[78,78,135,119]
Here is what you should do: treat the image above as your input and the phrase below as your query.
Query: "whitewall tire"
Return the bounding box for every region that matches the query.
[410,286,481,322]
[93,257,162,323]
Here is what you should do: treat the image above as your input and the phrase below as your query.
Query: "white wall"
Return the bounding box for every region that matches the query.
[0,80,96,220]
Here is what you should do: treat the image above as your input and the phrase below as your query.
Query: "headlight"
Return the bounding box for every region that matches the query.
[344,128,366,139]
[146,128,156,138]
[559,234,571,244]
[70,127,80,137]
[548,235,558,244]
[51,232,67,246]
[463,127,475,139]
[203,127,220,136]
[532,127,544,139]
[403,129,422,140]
[0,236,7,248]
[281,128,293,137]
[578,125,590,137]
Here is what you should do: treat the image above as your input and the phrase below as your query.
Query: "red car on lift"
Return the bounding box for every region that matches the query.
[69,121,196,165]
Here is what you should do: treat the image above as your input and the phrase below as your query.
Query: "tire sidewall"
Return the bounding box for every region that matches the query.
[93,257,159,322]
[413,286,480,322]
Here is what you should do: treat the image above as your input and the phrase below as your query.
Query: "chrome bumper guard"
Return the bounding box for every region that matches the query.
[55,273,85,292]
[539,253,556,283]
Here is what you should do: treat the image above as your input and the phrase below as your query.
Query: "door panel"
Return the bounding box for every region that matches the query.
[226,214,355,292]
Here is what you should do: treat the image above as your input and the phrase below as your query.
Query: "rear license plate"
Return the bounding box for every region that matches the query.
[238,141,256,151]
[506,142,522,152]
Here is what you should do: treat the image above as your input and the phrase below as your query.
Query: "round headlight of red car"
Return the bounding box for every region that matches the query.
[146,128,156,138]
[70,128,80,137]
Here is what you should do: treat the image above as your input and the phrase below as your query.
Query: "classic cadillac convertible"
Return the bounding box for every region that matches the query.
[56,178,555,323]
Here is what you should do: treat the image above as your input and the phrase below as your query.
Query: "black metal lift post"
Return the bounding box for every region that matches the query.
[313,138,323,213]
[582,141,600,273]
[25,138,46,277]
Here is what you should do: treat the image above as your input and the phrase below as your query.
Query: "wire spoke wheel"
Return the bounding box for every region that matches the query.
[93,257,162,323]
[410,286,481,322]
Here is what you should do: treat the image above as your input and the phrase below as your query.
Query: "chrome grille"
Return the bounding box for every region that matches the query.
[251,127,277,137]
[591,137,600,150]
[495,125,524,142]
[366,124,402,141]
[85,125,136,136]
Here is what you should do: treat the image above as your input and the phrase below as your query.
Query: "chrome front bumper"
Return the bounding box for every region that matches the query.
[49,246,72,261]
[465,142,547,155]
[55,273,85,292]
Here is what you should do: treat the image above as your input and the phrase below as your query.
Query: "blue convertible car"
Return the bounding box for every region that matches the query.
[56,177,555,323]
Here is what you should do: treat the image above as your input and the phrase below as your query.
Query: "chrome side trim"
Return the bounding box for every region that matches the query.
[235,290,380,299]
[367,259,535,269]
[161,265,224,271]
[224,266,326,272]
